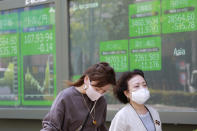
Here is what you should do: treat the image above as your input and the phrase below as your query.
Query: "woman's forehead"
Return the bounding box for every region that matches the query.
[128,75,145,84]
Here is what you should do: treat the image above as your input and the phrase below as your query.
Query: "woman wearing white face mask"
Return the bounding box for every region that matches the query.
[109,69,162,131]
[41,62,116,131]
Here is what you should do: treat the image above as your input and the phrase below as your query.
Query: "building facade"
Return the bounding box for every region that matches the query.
[0,0,197,130]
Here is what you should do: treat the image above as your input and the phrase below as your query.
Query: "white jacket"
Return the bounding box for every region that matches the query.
[109,104,162,131]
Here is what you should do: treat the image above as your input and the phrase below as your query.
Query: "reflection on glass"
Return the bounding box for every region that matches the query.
[0,57,18,101]
[23,55,54,101]
[21,4,56,106]
[0,3,56,107]
[0,9,20,106]
[69,0,197,111]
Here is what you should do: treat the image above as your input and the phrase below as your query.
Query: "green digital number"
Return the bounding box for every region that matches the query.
[100,40,129,72]
[162,0,197,33]
[130,36,161,71]
[129,0,161,37]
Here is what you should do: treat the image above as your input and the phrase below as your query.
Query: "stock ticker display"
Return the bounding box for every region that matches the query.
[0,3,56,106]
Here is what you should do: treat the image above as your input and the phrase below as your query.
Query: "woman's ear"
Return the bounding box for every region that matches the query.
[84,75,89,85]
[124,90,130,99]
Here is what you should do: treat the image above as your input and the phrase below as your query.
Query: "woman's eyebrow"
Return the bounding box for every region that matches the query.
[132,83,139,85]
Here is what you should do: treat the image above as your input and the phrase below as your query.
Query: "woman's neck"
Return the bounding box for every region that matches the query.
[75,84,86,94]
[130,101,148,115]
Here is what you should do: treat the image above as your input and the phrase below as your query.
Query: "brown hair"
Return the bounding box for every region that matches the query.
[67,62,116,87]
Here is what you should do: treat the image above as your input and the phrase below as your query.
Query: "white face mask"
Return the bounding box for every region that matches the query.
[131,88,150,104]
[84,79,102,101]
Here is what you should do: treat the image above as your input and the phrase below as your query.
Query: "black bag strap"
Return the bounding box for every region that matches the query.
[80,112,90,131]
[79,99,97,131]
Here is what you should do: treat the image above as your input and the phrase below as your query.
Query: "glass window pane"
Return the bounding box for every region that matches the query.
[69,0,197,111]
[0,3,57,107]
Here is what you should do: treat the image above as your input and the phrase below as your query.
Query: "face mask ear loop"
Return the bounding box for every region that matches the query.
[87,78,91,86]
